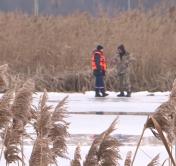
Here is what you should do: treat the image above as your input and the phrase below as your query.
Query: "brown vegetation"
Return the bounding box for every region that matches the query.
[147,154,159,166]
[0,64,10,92]
[30,90,70,166]
[124,151,132,166]
[132,78,176,166]
[84,117,121,166]
[71,145,81,166]
[4,79,35,165]
[0,90,13,129]
[0,7,176,92]
[146,79,176,143]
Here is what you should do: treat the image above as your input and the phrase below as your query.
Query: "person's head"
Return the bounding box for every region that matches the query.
[117,44,126,55]
[96,45,104,51]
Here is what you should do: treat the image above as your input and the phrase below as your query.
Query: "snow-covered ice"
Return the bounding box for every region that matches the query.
[0,91,173,166]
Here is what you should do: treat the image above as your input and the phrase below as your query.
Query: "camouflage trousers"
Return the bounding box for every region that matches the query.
[118,73,131,92]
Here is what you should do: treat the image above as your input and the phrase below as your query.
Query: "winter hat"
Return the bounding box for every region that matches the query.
[96,45,103,51]
[118,44,126,54]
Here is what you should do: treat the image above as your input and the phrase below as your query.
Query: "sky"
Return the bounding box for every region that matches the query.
[0,0,174,15]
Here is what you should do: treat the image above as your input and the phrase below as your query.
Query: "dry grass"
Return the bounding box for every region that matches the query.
[146,78,176,143]
[48,96,70,160]
[147,154,159,166]
[84,117,121,166]
[30,91,54,166]
[4,126,23,164]
[29,137,53,166]
[0,90,13,129]
[3,79,35,165]
[124,151,132,166]
[11,79,35,126]
[30,90,70,166]
[71,145,81,166]
[34,90,52,137]
[0,64,10,92]
[0,7,175,91]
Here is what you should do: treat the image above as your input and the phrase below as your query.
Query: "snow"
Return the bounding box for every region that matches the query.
[0,91,173,165]
[38,91,169,135]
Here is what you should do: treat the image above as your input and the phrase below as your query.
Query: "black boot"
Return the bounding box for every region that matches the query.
[95,89,101,97]
[100,89,109,97]
[126,91,131,97]
[117,91,125,97]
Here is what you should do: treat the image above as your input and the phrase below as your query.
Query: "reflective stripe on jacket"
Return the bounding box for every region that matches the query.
[91,50,107,71]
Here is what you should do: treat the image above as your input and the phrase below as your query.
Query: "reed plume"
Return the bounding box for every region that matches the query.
[147,154,159,166]
[30,90,54,166]
[34,90,52,137]
[0,64,9,92]
[11,79,35,126]
[98,136,121,166]
[84,117,121,166]
[146,78,176,143]
[4,79,35,165]
[71,145,81,166]
[124,151,132,166]
[48,96,70,160]
[0,90,13,129]
[30,91,70,166]
[4,126,23,164]
[29,137,53,166]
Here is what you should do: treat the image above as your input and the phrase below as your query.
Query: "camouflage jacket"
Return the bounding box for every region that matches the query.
[115,52,134,75]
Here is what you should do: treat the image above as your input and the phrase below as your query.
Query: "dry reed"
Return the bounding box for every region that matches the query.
[11,79,35,126]
[0,90,13,129]
[0,7,175,91]
[30,90,54,166]
[147,154,159,166]
[71,145,81,166]
[48,96,70,160]
[4,126,23,164]
[124,151,132,166]
[0,64,10,92]
[4,79,35,165]
[84,117,121,166]
[30,90,70,166]
[29,137,53,166]
[146,78,176,143]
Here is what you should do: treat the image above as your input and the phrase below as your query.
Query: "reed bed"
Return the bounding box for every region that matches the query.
[0,7,175,92]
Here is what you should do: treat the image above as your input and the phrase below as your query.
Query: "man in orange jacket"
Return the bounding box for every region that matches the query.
[92,45,109,97]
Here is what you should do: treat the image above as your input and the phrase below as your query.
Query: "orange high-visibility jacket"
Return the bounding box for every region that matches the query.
[91,50,107,71]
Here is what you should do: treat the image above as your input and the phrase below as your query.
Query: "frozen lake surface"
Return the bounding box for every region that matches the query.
[0,91,173,166]
[33,91,169,135]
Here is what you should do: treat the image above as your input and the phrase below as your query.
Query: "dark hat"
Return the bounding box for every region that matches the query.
[96,45,103,51]
[118,44,125,51]
[117,44,126,55]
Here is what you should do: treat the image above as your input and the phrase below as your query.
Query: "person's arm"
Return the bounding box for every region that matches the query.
[109,54,119,67]
[95,53,101,71]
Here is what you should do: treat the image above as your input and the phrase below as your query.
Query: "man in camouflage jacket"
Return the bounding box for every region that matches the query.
[115,44,134,97]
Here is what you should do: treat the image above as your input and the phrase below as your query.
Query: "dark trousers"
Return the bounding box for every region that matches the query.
[95,75,104,90]
[118,73,131,92]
